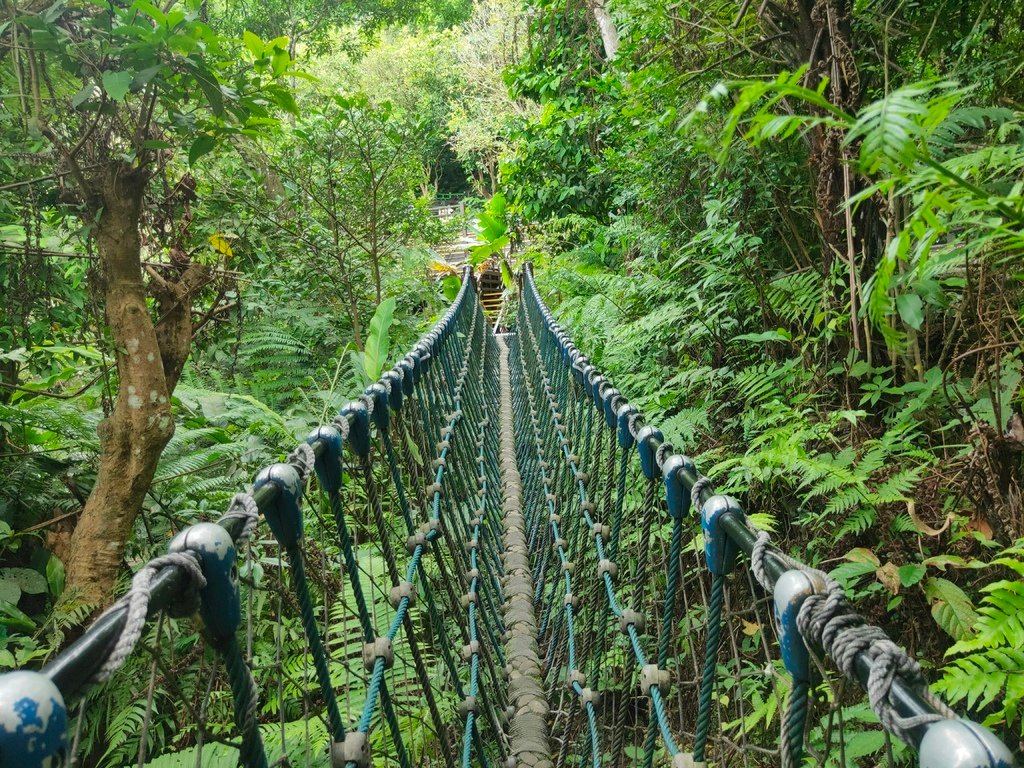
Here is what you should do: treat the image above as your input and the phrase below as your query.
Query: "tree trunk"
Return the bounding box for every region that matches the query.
[591,0,620,60]
[62,164,184,606]
[760,0,860,273]
[369,188,382,303]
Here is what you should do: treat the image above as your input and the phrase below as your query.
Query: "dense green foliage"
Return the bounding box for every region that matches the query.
[506,0,1024,752]
[0,0,527,762]
[1,0,1023,763]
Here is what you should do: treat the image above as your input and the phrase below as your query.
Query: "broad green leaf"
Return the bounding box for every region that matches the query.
[133,65,165,88]
[489,192,506,217]
[478,213,506,242]
[188,134,217,165]
[500,261,514,292]
[271,49,290,78]
[829,560,877,591]
[404,431,422,467]
[0,601,36,631]
[363,298,396,383]
[468,243,492,267]
[266,35,290,52]
[270,88,299,116]
[732,329,792,343]
[898,563,926,587]
[895,293,924,330]
[185,62,224,117]
[132,1,167,24]
[0,580,19,604]
[101,70,134,102]
[71,84,97,108]
[0,567,47,595]
[844,547,880,566]
[46,555,64,597]
[925,577,977,641]
[243,30,263,58]
[441,275,461,302]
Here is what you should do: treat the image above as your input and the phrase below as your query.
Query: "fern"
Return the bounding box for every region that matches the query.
[936,547,1024,736]
[835,507,876,539]
[949,580,1024,653]
[937,649,1024,716]
[143,744,239,767]
[100,699,151,764]
[233,326,315,408]
[765,269,824,326]
[845,80,961,174]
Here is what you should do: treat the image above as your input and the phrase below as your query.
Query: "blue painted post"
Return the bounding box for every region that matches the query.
[0,670,67,768]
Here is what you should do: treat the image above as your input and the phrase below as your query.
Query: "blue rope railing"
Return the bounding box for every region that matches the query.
[518,261,1015,768]
[0,266,514,768]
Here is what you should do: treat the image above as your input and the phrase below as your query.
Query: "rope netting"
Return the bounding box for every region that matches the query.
[0,263,1016,768]
[0,268,515,768]
[514,263,1015,768]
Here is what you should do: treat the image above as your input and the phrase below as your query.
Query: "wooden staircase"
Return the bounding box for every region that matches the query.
[478,267,505,329]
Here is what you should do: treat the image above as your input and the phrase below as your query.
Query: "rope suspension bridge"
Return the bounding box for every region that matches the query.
[0,265,1015,768]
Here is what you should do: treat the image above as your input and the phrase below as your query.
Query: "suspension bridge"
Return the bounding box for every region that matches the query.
[0,265,1015,768]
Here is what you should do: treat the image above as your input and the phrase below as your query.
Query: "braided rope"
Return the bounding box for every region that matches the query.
[780,678,810,768]
[654,441,674,469]
[91,552,207,683]
[332,413,352,440]
[690,474,956,754]
[627,412,643,440]
[223,636,268,768]
[220,492,260,544]
[690,475,714,508]
[288,442,316,483]
[359,392,376,416]
[797,579,956,743]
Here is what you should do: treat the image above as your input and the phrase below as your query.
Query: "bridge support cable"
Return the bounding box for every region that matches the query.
[0,267,511,768]
[518,261,1016,768]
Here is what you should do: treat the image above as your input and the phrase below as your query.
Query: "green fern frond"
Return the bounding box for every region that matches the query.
[936,648,1024,712]
[835,507,876,539]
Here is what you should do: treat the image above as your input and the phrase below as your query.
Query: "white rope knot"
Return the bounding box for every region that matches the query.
[690,475,714,509]
[222,492,260,544]
[359,394,375,416]
[654,442,674,469]
[92,551,207,684]
[332,415,351,441]
[609,393,625,415]
[748,528,772,590]
[288,442,316,483]
[627,412,643,440]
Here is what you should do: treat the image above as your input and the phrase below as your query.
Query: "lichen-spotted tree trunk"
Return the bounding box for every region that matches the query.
[63,163,205,606]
